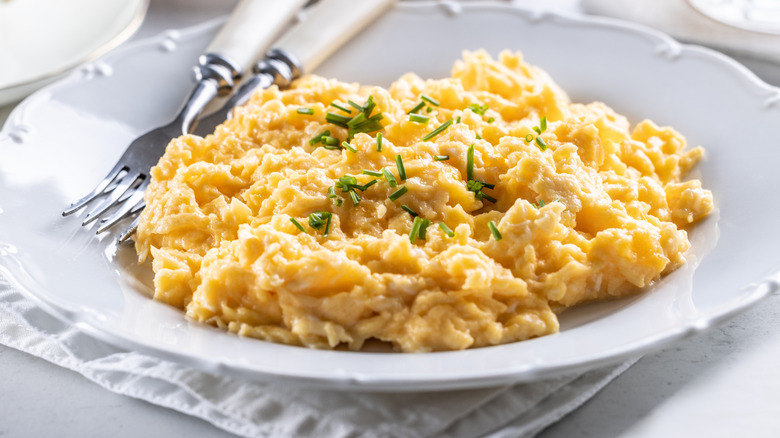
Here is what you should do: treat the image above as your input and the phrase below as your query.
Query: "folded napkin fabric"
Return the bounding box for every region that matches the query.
[0,275,635,438]
[581,0,780,64]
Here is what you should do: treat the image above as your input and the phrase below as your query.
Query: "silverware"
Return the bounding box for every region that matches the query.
[63,0,309,232]
[117,0,395,242]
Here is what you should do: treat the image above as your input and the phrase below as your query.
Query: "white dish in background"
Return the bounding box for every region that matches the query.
[0,0,148,105]
[1,2,779,391]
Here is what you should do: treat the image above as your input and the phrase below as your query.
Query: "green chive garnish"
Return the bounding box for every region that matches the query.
[538,199,546,208]
[426,107,433,113]
[421,95,440,106]
[540,116,547,132]
[525,133,534,143]
[434,155,449,161]
[488,221,502,241]
[466,103,489,116]
[388,186,408,201]
[535,137,548,151]
[466,144,475,181]
[328,186,343,206]
[439,222,455,238]
[408,101,426,115]
[456,116,461,123]
[422,118,453,142]
[326,112,352,128]
[382,167,398,187]
[409,216,423,243]
[401,205,418,217]
[309,211,333,236]
[349,191,360,206]
[409,113,430,124]
[358,179,378,190]
[290,217,306,232]
[342,141,357,153]
[297,108,314,115]
[310,130,330,146]
[487,117,495,123]
[362,169,383,177]
[376,132,383,152]
[409,216,432,243]
[395,154,407,180]
[322,135,339,146]
[330,102,352,114]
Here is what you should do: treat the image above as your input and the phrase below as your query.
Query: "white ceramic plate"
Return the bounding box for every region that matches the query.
[0,0,148,105]
[1,2,779,392]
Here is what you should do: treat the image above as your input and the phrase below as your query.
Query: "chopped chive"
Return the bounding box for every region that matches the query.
[409,113,430,124]
[456,116,461,123]
[434,155,449,161]
[342,141,357,153]
[401,205,418,217]
[418,218,431,240]
[382,167,398,187]
[358,179,378,190]
[535,137,548,151]
[290,217,306,232]
[322,135,339,146]
[422,118,453,142]
[330,102,352,114]
[376,132,383,152]
[438,222,455,238]
[309,211,333,236]
[426,107,433,113]
[421,94,440,106]
[466,103,489,116]
[309,130,330,146]
[538,199,546,208]
[347,100,364,111]
[525,133,534,143]
[349,191,361,206]
[395,154,407,180]
[326,112,351,128]
[533,126,542,135]
[297,107,314,115]
[327,186,343,206]
[476,133,482,140]
[481,193,497,203]
[408,101,426,114]
[488,221,502,241]
[388,186,408,201]
[409,216,423,243]
[540,116,547,132]
[362,169,383,177]
[466,144,475,181]
[487,117,495,123]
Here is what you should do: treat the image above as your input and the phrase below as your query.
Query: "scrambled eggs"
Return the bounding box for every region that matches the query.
[135,51,713,352]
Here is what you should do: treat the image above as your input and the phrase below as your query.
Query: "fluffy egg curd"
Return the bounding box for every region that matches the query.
[135,50,713,352]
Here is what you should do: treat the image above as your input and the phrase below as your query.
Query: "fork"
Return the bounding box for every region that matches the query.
[115,0,395,243]
[62,0,309,233]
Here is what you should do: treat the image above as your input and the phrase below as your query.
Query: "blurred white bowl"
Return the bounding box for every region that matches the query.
[0,0,148,105]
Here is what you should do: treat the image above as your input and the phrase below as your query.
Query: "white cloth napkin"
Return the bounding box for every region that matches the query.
[581,0,780,64]
[0,274,635,438]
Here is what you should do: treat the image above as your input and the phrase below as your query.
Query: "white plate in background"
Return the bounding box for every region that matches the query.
[0,0,148,105]
[1,2,779,391]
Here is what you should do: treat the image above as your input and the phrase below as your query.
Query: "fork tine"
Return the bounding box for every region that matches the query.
[82,171,143,226]
[96,180,149,234]
[62,163,125,216]
[118,214,142,243]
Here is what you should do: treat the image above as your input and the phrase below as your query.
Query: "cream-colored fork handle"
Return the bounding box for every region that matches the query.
[206,0,309,75]
[275,0,396,73]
